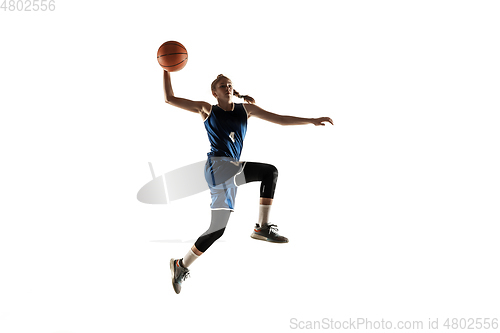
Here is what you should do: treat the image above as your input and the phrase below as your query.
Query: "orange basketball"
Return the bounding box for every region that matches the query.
[157,41,188,72]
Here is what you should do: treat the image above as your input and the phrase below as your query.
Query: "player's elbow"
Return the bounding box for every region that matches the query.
[164,95,175,104]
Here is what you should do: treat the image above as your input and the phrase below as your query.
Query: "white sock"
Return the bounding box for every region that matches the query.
[181,249,200,268]
[258,204,272,226]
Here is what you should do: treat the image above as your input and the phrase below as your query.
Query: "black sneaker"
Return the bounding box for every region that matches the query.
[250,223,289,243]
[170,259,190,294]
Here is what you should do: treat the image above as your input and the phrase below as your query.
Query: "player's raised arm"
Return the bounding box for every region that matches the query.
[163,70,211,118]
[244,104,334,126]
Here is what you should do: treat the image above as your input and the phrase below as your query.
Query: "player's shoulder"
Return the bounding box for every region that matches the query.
[200,102,213,121]
[241,103,260,116]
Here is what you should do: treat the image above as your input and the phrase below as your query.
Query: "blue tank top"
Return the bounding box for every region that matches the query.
[204,103,248,161]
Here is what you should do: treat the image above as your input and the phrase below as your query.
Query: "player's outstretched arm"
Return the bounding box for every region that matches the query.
[244,104,333,126]
[163,70,211,118]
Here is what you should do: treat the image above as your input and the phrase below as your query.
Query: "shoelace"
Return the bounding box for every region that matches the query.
[180,269,190,281]
[267,224,279,235]
[182,271,190,281]
[176,262,190,281]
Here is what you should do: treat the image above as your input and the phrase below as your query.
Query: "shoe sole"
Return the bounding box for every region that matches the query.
[251,233,288,243]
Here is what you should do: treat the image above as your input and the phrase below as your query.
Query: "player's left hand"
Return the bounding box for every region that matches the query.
[311,117,334,126]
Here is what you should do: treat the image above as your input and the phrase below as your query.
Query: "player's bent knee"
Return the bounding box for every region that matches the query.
[271,166,278,180]
[268,165,278,185]
[194,227,226,253]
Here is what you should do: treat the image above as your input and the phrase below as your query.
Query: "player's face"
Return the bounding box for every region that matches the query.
[213,78,233,100]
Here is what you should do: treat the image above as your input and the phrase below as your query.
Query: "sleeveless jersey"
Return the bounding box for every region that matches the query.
[204,103,248,161]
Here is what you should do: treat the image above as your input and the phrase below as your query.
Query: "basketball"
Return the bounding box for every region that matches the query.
[157,41,188,72]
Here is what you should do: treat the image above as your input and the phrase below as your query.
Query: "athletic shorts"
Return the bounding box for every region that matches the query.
[204,156,246,211]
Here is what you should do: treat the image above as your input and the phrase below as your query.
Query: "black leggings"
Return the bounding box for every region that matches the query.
[235,162,278,199]
[194,161,278,253]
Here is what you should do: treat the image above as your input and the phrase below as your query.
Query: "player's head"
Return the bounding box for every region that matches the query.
[211,74,255,104]
[211,74,233,100]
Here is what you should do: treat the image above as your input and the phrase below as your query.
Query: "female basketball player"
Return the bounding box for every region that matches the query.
[164,70,333,294]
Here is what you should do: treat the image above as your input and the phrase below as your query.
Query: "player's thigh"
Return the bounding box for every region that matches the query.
[235,161,277,185]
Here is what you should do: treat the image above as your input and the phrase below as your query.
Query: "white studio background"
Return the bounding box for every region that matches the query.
[1,1,499,333]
